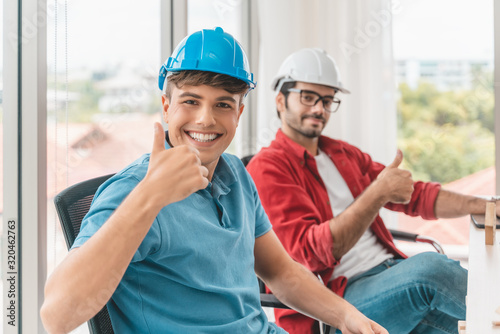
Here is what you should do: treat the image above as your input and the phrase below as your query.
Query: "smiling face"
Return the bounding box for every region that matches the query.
[162,84,244,179]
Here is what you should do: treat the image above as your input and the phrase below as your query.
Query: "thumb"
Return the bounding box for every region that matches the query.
[151,122,166,155]
[386,149,403,169]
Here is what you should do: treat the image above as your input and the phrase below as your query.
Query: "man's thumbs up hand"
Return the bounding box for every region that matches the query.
[376,150,414,205]
[386,149,403,169]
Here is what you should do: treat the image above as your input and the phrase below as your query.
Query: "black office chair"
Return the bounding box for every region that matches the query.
[54,173,115,334]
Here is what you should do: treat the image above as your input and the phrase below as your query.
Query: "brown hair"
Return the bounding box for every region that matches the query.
[276,81,296,119]
[164,70,249,104]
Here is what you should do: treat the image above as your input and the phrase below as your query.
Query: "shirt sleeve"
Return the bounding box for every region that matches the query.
[252,180,273,239]
[232,155,273,239]
[247,153,337,273]
[385,181,441,219]
[344,144,441,220]
[72,172,162,262]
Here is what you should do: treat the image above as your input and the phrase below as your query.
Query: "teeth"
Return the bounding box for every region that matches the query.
[188,132,218,142]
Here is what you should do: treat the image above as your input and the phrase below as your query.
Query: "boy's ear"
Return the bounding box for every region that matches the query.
[162,95,170,123]
[236,104,244,125]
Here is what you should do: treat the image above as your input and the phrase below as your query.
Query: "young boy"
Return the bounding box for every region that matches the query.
[41,28,386,334]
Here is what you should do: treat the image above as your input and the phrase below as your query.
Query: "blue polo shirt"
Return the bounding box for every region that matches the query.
[73,148,286,333]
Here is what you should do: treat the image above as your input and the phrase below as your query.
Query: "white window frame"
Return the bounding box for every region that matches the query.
[3,0,47,333]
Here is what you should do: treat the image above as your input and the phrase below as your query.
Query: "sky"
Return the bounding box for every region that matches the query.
[46,0,161,72]
[393,0,494,60]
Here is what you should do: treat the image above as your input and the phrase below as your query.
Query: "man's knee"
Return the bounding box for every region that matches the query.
[406,252,467,288]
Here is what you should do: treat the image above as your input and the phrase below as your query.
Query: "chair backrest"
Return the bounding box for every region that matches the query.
[53,174,115,334]
[240,154,254,167]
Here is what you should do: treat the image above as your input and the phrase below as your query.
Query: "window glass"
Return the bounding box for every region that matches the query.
[46,2,161,332]
[188,0,243,37]
[393,0,494,252]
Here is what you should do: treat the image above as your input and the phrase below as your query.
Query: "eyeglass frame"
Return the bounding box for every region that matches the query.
[286,88,341,113]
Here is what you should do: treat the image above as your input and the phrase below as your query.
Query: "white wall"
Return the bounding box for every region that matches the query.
[255,0,399,167]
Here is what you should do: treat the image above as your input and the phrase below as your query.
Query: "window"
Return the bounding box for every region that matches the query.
[393,0,494,258]
[46,1,161,331]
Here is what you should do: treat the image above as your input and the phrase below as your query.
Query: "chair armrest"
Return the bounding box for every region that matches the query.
[259,293,290,309]
[389,229,445,255]
[389,229,418,241]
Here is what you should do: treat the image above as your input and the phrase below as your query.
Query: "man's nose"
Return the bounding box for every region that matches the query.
[311,100,326,114]
[196,107,216,126]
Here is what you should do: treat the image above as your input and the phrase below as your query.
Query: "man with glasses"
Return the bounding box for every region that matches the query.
[246,48,495,333]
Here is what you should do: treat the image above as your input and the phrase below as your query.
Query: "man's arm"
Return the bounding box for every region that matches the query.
[328,150,414,259]
[41,123,209,334]
[248,149,414,270]
[254,230,388,334]
[434,188,500,218]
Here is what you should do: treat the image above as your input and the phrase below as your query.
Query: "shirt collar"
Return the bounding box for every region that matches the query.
[211,154,237,196]
[275,129,310,161]
[275,129,323,162]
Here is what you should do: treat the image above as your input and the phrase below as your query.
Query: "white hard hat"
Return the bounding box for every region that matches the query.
[271,48,350,94]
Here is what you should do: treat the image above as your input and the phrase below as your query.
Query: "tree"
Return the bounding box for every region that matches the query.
[397,80,494,184]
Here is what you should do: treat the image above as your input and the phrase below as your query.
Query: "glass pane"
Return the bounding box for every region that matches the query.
[393,0,494,252]
[46,1,161,331]
[187,0,243,40]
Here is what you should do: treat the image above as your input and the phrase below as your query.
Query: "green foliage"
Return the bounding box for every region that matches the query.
[397,78,494,184]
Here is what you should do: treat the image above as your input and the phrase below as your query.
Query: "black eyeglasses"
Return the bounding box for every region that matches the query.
[287,88,341,113]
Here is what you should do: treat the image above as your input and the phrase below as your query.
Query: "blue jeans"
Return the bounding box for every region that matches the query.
[335,252,467,334]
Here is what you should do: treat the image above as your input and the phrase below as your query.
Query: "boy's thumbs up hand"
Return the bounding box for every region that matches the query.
[144,122,209,208]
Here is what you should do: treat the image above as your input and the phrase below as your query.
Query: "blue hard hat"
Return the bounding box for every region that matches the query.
[158,27,256,92]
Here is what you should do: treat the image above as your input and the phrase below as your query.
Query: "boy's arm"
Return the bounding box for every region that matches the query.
[254,230,388,334]
[41,123,209,334]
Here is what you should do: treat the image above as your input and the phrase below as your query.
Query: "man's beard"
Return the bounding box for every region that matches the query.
[285,113,325,138]
[297,127,322,138]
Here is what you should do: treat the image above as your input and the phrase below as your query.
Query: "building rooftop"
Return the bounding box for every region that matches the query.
[398,166,496,245]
